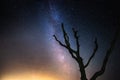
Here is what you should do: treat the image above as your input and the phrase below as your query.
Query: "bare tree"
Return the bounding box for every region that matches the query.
[53,23,119,80]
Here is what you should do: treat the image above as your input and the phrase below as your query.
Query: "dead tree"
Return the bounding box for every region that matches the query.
[53,23,119,80]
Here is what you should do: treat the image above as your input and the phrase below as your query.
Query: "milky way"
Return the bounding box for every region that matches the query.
[0,0,80,80]
[0,0,119,80]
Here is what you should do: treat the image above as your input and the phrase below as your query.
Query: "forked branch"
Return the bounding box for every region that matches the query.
[90,29,119,80]
[53,23,119,80]
[72,28,80,56]
[84,38,98,68]
[53,24,77,60]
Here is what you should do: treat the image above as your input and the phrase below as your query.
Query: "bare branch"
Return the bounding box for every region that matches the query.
[90,30,119,80]
[53,23,119,80]
[61,23,71,47]
[53,35,77,60]
[68,49,78,61]
[53,24,78,60]
[53,35,76,53]
[72,28,80,56]
[60,24,87,80]
[84,38,98,68]
[61,23,77,53]
[53,35,67,48]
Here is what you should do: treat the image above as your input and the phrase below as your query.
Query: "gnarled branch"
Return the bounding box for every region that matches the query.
[53,23,119,80]
[54,23,88,80]
[90,29,119,80]
[53,24,78,60]
[72,28,80,56]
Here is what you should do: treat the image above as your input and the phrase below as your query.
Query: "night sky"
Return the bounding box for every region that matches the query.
[0,0,120,80]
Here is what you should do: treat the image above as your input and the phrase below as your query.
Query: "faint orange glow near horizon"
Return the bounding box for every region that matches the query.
[1,70,60,80]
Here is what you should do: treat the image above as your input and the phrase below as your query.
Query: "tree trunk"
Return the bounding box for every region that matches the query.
[77,57,87,80]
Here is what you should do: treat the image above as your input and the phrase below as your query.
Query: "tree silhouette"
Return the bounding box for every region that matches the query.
[53,23,119,80]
